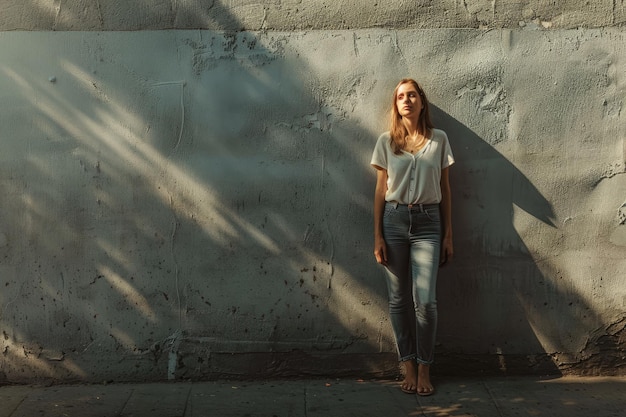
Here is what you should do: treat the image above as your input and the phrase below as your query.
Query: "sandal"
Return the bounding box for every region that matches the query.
[401,386,417,394]
[417,386,435,397]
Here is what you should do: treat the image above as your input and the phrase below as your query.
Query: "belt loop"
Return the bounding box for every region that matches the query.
[392,202,399,209]
[419,203,424,212]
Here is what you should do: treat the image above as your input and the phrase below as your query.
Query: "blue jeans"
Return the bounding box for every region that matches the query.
[382,202,441,365]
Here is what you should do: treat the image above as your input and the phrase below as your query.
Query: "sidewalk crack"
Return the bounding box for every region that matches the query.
[181,385,193,417]
[303,385,308,417]
[482,380,505,417]
[116,387,135,417]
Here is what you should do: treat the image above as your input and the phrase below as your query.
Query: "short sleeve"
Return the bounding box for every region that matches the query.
[440,130,455,169]
[371,132,390,170]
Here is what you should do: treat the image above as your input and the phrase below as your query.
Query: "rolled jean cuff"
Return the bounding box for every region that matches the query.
[416,357,434,366]
[399,354,416,362]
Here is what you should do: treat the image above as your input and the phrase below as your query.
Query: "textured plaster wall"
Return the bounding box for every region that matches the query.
[0,2,625,383]
[2,0,626,30]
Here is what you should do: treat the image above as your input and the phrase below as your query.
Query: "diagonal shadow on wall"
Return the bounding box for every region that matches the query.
[0,3,396,382]
[432,106,609,375]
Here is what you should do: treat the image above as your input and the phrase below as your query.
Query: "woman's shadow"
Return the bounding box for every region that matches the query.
[432,106,584,375]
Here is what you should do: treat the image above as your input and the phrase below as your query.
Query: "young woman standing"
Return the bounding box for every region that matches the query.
[371,79,454,396]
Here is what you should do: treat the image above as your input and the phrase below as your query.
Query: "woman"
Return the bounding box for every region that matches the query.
[371,78,454,396]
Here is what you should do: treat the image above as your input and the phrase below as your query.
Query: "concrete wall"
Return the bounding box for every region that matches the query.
[3,0,626,30]
[0,2,625,383]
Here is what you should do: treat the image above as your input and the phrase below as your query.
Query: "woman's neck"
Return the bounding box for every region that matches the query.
[402,116,420,137]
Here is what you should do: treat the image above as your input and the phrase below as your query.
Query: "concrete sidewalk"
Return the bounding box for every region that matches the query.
[1,376,625,417]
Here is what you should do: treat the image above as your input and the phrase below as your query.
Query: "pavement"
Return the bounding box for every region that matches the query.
[1,376,625,417]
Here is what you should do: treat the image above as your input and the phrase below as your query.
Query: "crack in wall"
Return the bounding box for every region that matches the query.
[52,0,62,30]
[151,80,187,153]
[169,195,183,327]
[574,316,626,374]
[618,201,626,225]
[95,0,104,26]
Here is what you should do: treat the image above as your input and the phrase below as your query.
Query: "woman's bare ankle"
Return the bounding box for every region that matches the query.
[417,364,434,395]
[401,361,417,386]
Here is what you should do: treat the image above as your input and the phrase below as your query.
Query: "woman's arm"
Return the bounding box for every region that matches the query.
[374,167,388,265]
[439,167,453,266]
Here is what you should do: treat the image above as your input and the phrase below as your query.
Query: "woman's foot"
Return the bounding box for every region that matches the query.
[400,360,418,394]
[417,364,435,396]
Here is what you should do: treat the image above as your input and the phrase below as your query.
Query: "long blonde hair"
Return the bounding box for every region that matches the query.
[389,78,434,154]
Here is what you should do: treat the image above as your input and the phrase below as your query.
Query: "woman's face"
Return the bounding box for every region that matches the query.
[396,82,423,119]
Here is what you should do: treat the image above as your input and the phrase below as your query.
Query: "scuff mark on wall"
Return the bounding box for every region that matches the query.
[52,0,62,30]
[167,329,183,380]
[593,162,626,187]
[573,316,626,375]
[618,201,626,225]
[185,32,278,75]
[94,0,105,27]
[169,195,183,327]
[457,0,470,15]
[151,80,187,153]
[602,97,622,118]
[454,75,511,144]
[325,220,335,290]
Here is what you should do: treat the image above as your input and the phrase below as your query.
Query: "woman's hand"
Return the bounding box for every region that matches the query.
[440,235,453,266]
[374,236,388,266]
[373,167,389,266]
[439,167,453,267]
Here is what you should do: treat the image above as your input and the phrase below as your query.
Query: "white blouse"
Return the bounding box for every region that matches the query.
[371,129,454,204]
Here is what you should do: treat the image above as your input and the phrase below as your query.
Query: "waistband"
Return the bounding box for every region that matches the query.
[386,201,439,212]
